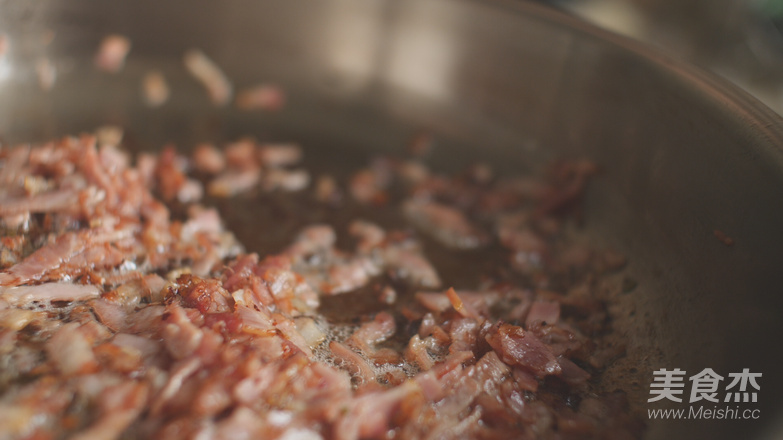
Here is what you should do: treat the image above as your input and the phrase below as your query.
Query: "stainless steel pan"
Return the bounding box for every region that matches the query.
[1,0,782,438]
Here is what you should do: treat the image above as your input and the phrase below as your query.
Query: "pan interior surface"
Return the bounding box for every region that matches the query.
[1,0,783,438]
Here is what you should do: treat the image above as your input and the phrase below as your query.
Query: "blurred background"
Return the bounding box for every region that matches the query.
[538,0,783,114]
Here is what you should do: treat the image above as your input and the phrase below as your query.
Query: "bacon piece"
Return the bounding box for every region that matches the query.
[236,84,286,111]
[403,199,488,249]
[349,169,385,204]
[294,317,326,349]
[1,283,100,305]
[236,305,275,336]
[0,145,29,189]
[184,49,233,106]
[71,381,148,440]
[162,305,204,360]
[124,305,165,335]
[258,144,301,167]
[485,322,561,378]
[349,220,386,254]
[0,188,81,216]
[415,292,451,313]
[0,232,84,286]
[525,301,560,327]
[94,35,131,73]
[285,225,336,260]
[557,355,591,387]
[334,381,418,440]
[274,314,313,357]
[151,357,202,416]
[322,257,378,295]
[405,334,433,371]
[314,175,342,205]
[449,317,478,355]
[349,311,395,354]
[262,168,310,192]
[382,247,441,288]
[142,70,170,107]
[224,139,258,170]
[36,56,56,90]
[45,322,99,376]
[445,287,481,320]
[208,168,260,197]
[175,274,233,314]
[330,341,375,385]
[193,144,226,175]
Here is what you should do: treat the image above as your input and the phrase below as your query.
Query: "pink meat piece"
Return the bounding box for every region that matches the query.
[486,322,561,378]
[334,381,418,440]
[236,84,286,111]
[405,334,434,371]
[330,341,375,385]
[349,311,396,354]
[94,35,131,73]
[193,144,226,175]
[402,199,488,249]
[162,305,204,360]
[208,168,260,197]
[0,188,81,216]
[525,301,561,327]
[382,246,441,288]
[449,317,478,355]
[45,322,99,376]
[70,382,148,440]
[1,283,100,306]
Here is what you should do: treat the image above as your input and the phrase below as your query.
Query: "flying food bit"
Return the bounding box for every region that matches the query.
[142,70,170,107]
[713,229,735,246]
[35,57,56,91]
[235,84,286,111]
[94,34,132,73]
[183,48,233,106]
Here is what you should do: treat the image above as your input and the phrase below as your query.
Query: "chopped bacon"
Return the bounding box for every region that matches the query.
[322,257,378,295]
[314,175,342,205]
[525,301,560,327]
[208,168,260,197]
[94,35,131,73]
[262,168,310,192]
[0,188,82,216]
[349,311,395,354]
[1,283,100,305]
[486,322,561,378]
[45,322,99,376]
[382,246,441,288]
[183,49,233,106]
[403,199,488,249]
[142,70,170,107]
[36,56,57,90]
[162,305,205,360]
[193,143,226,175]
[0,232,84,286]
[405,334,434,371]
[236,84,286,111]
[415,292,452,313]
[349,220,386,253]
[330,341,376,385]
[258,144,302,167]
[557,355,591,387]
[334,381,418,440]
[449,317,478,355]
[0,132,636,439]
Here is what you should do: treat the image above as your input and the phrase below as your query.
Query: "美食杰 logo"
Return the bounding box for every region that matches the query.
[647,368,761,420]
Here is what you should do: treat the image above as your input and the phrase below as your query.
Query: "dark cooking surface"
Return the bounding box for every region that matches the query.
[1,0,783,438]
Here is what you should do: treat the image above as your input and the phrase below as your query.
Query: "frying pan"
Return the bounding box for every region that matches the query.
[0,0,782,439]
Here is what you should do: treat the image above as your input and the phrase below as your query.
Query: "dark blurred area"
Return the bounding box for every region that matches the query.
[540,0,783,114]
